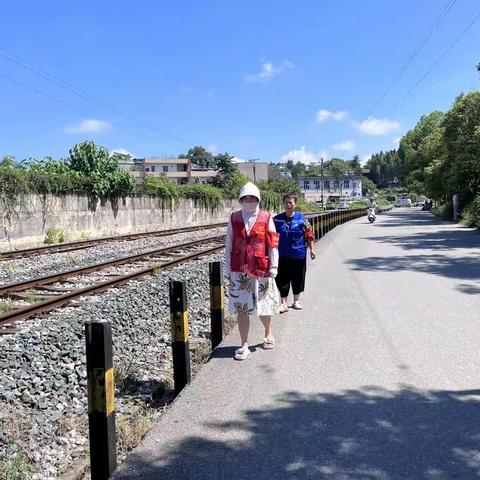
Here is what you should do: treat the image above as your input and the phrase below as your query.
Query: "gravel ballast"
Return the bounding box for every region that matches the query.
[0,252,227,479]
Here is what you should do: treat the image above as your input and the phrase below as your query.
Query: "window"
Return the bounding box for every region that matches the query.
[324,180,330,189]
[344,180,350,188]
[314,180,320,190]
[303,180,310,190]
[151,166,156,172]
[145,167,150,172]
[163,166,168,173]
[333,180,339,189]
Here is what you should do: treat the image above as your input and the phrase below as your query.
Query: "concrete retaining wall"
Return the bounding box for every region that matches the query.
[0,194,236,247]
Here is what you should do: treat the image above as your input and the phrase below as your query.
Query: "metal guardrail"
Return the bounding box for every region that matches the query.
[306,205,392,240]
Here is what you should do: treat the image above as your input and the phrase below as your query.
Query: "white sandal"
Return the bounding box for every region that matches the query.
[234,345,250,361]
[263,337,275,350]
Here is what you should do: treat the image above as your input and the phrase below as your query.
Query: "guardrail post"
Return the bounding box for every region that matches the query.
[85,321,116,480]
[169,280,191,395]
[209,261,224,349]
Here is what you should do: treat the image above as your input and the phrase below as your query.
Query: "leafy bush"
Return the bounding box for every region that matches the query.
[179,183,223,208]
[462,196,480,228]
[44,228,65,244]
[140,176,180,201]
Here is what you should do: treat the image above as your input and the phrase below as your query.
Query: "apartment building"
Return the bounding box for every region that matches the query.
[298,174,363,203]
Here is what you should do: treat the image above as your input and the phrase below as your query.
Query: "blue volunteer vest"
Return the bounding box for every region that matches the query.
[274,212,307,259]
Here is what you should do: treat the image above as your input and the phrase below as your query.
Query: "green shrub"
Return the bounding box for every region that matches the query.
[432,202,453,220]
[462,196,480,228]
[259,189,282,212]
[350,200,368,209]
[179,183,223,208]
[140,176,180,201]
[44,228,65,244]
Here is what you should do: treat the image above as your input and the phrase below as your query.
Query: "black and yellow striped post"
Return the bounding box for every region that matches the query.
[85,321,116,480]
[209,261,224,349]
[169,280,191,395]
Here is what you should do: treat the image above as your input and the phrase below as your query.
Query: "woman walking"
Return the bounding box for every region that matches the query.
[225,182,280,361]
[274,194,315,313]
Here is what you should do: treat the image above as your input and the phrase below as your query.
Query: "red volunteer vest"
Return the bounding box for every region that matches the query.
[230,210,279,278]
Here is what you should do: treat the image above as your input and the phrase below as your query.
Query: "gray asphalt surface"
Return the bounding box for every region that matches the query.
[113,208,480,480]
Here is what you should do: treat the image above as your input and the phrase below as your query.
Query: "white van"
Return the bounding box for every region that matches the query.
[397,198,412,207]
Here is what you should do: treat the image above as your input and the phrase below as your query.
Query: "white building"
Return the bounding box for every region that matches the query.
[298,174,362,203]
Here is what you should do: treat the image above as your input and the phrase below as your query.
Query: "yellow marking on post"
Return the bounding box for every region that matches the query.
[88,367,114,415]
[105,368,115,416]
[211,285,224,310]
[171,311,189,342]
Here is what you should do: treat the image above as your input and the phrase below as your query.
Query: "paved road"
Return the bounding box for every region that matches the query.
[113,208,480,479]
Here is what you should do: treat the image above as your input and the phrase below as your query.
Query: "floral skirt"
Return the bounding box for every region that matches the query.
[228,272,280,317]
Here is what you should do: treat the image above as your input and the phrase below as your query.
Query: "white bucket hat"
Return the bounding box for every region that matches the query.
[238,182,261,201]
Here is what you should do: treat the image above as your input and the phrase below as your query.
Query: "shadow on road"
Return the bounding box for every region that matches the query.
[374,209,453,228]
[352,210,480,291]
[119,386,480,479]
[367,229,480,252]
[346,254,480,283]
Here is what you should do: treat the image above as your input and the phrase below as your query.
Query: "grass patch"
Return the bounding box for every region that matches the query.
[44,228,65,244]
[114,355,142,394]
[0,452,33,480]
[116,411,151,458]
[0,302,13,314]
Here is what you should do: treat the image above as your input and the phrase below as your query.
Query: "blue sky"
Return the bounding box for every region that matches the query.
[1,0,479,164]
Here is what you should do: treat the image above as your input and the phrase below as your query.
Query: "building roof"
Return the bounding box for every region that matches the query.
[144,158,189,165]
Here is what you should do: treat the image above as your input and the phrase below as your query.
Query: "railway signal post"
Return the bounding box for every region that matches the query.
[85,321,117,480]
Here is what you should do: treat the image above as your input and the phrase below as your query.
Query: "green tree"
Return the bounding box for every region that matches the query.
[182,146,216,169]
[442,92,480,203]
[68,141,135,196]
[258,176,300,196]
[325,158,347,178]
[361,176,377,196]
[348,155,362,174]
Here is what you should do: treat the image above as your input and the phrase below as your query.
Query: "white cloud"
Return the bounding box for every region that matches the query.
[355,116,400,136]
[111,148,133,157]
[206,144,218,154]
[393,136,402,147]
[280,146,329,164]
[332,139,355,152]
[316,109,348,123]
[244,60,294,83]
[64,119,111,134]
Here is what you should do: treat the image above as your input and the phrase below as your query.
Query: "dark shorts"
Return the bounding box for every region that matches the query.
[275,256,307,298]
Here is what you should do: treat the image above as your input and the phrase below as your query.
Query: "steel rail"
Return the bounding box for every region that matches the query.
[0,236,223,295]
[0,222,227,260]
[0,243,225,329]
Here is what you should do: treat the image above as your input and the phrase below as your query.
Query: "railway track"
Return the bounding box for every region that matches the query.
[0,222,227,260]
[0,236,225,334]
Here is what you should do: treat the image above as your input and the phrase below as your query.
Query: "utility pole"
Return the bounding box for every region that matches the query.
[250,158,259,183]
[320,158,324,210]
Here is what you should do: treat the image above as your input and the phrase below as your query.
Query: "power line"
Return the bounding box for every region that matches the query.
[367,0,457,116]
[389,10,480,114]
[0,48,194,147]
[0,72,77,110]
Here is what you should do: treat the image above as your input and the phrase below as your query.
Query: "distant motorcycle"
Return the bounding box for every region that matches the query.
[367,207,376,223]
